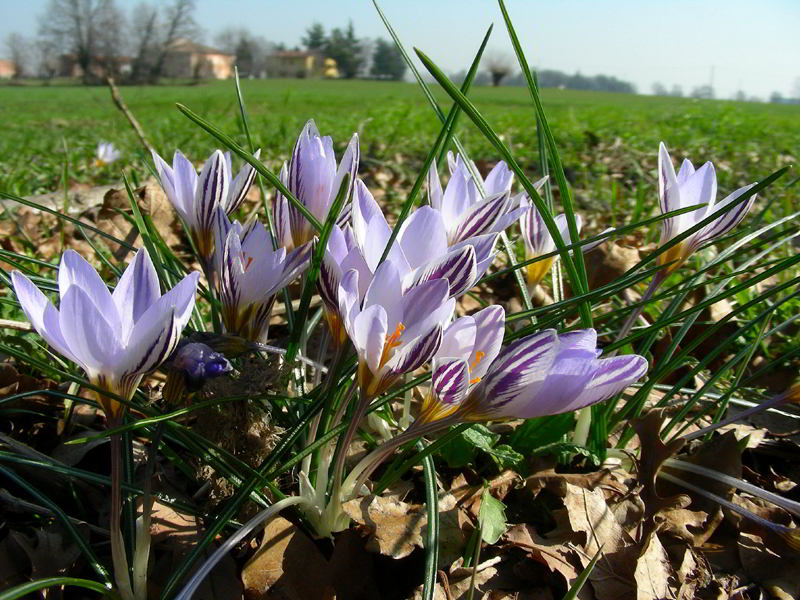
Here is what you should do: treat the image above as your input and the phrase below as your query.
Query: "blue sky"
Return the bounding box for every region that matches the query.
[3,0,799,99]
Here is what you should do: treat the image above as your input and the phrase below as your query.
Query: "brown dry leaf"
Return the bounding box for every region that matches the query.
[632,532,674,600]
[10,525,82,579]
[738,531,800,600]
[241,516,333,600]
[561,483,633,555]
[657,508,710,546]
[634,411,690,533]
[583,242,640,290]
[342,494,426,559]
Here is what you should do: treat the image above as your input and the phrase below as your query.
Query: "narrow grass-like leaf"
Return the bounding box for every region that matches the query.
[420,440,439,600]
[0,577,114,600]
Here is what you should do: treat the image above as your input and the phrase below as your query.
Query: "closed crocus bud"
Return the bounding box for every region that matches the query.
[163,342,232,405]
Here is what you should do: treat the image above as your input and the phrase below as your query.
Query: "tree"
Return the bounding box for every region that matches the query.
[38,0,126,83]
[734,90,746,102]
[769,91,784,104]
[485,52,513,87]
[690,85,714,99]
[651,82,667,96]
[370,38,405,80]
[4,33,29,78]
[215,28,273,77]
[325,21,363,79]
[147,0,199,82]
[669,84,683,97]
[303,23,326,51]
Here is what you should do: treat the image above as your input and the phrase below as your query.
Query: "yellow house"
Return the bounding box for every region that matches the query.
[162,39,235,79]
[267,51,338,79]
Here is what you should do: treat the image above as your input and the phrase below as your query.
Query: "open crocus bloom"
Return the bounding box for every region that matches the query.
[657,142,757,275]
[427,152,536,245]
[95,141,121,166]
[214,208,311,343]
[273,120,359,251]
[319,178,490,346]
[11,249,199,421]
[152,148,260,268]
[339,260,455,399]
[418,305,506,424]
[457,328,647,421]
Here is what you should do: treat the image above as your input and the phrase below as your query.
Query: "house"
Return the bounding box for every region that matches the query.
[266,51,338,79]
[0,59,15,79]
[57,54,132,78]
[161,38,235,79]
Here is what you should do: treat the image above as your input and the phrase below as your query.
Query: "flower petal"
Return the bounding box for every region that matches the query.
[226,148,261,215]
[426,161,443,211]
[194,150,230,239]
[407,245,477,298]
[398,206,448,270]
[438,315,476,359]
[11,271,78,365]
[112,248,160,340]
[695,183,757,246]
[172,150,198,223]
[483,161,513,196]
[117,306,179,377]
[562,355,648,412]
[384,323,442,376]
[364,260,403,329]
[470,305,505,380]
[658,142,681,241]
[59,286,120,376]
[451,191,514,243]
[59,250,120,337]
[431,357,470,407]
[353,303,388,374]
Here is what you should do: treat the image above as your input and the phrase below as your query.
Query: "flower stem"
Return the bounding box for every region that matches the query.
[110,434,134,600]
[610,270,665,356]
[132,423,165,600]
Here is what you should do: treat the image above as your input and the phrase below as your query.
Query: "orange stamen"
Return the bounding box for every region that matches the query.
[469,376,482,385]
[469,351,485,372]
[379,322,405,366]
[244,255,255,271]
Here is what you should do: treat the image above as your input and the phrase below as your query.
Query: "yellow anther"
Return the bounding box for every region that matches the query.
[469,351,485,372]
[244,255,255,271]
[379,322,405,367]
[469,376,482,385]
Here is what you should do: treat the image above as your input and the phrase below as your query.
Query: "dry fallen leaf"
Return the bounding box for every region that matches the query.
[342,494,426,559]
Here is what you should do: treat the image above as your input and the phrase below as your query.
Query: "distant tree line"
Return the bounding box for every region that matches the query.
[450,63,637,94]
[301,22,406,80]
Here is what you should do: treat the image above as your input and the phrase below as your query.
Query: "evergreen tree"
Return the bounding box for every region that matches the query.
[370,38,406,80]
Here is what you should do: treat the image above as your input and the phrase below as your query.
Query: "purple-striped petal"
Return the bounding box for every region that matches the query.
[226,149,261,215]
[451,191,514,243]
[561,355,648,413]
[477,329,558,413]
[407,245,477,298]
[431,357,470,407]
[117,306,179,377]
[194,150,229,242]
[384,323,442,377]
[695,183,757,246]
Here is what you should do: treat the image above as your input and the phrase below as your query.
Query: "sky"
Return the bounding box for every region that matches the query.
[2,0,799,99]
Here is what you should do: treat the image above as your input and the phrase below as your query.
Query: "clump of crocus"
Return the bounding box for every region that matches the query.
[214,208,311,343]
[152,148,260,271]
[273,120,359,250]
[657,142,757,275]
[319,178,489,347]
[343,327,648,497]
[95,141,121,167]
[11,248,199,421]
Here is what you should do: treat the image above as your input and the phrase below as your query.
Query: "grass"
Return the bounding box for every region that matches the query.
[1,79,797,209]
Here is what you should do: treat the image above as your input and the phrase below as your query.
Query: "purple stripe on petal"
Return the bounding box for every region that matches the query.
[696,184,756,244]
[452,192,513,243]
[385,325,442,377]
[409,245,477,299]
[432,357,469,406]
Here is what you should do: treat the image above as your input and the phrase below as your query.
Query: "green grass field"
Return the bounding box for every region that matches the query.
[1,79,797,217]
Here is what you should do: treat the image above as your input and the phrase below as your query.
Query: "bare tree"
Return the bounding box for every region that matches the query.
[485,51,513,87]
[4,33,29,78]
[38,0,125,83]
[148,0,198,82]
[214,28,273,78]
[129,2,159,82]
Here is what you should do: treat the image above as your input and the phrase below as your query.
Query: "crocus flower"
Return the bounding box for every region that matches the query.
[95,141,121,167]
[152,148,260,269]
[427,152,536,245]
[319,179,489,346]
[273,120,359,250]
[11,249,199,421]
[520,207,580,288]
[456,328,647,421]
[657,142,757,275]
[339,260,455,399]
[214,208,311,343]
[418,305,506,424]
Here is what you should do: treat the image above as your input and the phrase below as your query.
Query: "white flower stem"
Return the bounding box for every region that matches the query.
[174,496,309,600]
[132,423,165,600]
[110,434,135,600]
